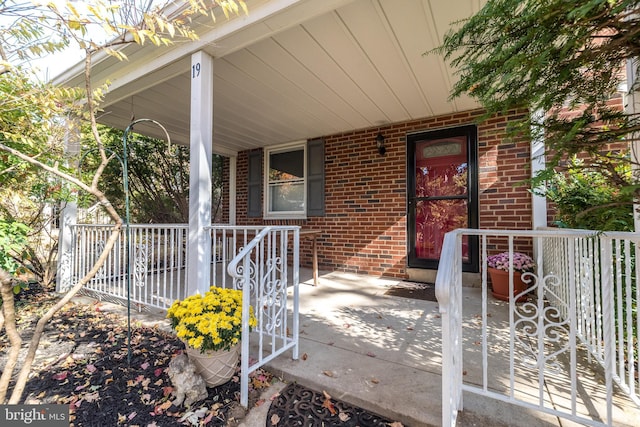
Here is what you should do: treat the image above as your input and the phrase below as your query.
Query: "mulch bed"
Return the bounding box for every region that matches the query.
[267,383,398,426]
[3,284,406,426]
[1,285,271,426]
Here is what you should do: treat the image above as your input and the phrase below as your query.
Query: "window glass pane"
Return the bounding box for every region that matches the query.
[269,150,304,181]
[415,137,467,198]
[266,146,305,215]
[269,182,304,211]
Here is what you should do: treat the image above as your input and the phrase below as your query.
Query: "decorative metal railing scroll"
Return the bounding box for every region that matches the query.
[63,223,188,310]
[436,228,639,427]
[226,226,300,408]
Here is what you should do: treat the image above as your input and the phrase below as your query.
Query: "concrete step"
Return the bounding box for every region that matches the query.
[264,336,563,427]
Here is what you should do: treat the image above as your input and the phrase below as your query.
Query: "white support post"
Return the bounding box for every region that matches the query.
[530,109,547,231]
[229,156,237,225]
[530,110,548,272]
[188,51,214,295]
[56,119,80,292]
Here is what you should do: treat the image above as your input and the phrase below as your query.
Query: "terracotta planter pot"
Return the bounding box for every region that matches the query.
[488,267,529,302]
[185,343,240,387]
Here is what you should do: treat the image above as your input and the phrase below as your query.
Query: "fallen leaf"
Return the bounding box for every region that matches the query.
[370,377,380,384]
[322,370,334,377]
[153,400,172,415]
[53,371,68,381]
[128,411,137,421]
[322,396,336,415]
[203,411,216,424]
[339,412,350,422]
[366,352,376,358]
[389,422,404,427]
[271,413,281,425]
[141,362,150,370]
[154,368,164,377]
[323,390,332,400]
[343,323,351,328]
[255,399,265,407]
[302,353,308,361]
[252,375,270,390]
[406,326,414,331]
[84,392,99,403]
[86,364,97,373]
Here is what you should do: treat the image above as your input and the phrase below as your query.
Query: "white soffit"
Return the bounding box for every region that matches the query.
[56,0,483,154]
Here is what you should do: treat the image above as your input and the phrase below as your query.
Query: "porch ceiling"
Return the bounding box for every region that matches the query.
[53,0,484,156]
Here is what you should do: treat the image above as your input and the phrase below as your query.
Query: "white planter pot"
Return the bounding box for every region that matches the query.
[185,343,240,387]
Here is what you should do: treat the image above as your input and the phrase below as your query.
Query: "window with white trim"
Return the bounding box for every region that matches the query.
[265,142,306,218]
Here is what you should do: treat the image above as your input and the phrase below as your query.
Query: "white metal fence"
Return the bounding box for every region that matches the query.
[543,231,640,408]
[59,224,189,309]
[226,226,300,407]
[59,223,301,408]
[58,224,291,311]
[436,228,639,427]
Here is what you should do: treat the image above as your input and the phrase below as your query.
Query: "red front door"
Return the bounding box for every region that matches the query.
[407,125,478,271]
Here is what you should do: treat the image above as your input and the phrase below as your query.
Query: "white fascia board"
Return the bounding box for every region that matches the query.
[50,0,192,86]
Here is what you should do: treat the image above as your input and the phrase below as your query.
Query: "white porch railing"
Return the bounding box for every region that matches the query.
[208,225,269,290]
[58,224,285,310]
[436,228,639,427]
[58,223,301,408]
[59,223,189,309]
[226,226,300,407]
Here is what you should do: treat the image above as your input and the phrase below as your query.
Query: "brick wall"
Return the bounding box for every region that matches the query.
[234,108,534,279]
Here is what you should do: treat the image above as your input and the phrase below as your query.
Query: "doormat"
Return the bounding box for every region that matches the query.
[384,281,437,302]
[266,382,397,426]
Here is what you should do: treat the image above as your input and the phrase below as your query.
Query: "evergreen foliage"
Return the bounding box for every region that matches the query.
[546,157,634,231]
[437,0,640,189]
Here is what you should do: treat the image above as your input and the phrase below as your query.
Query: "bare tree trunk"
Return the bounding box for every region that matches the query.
[0,268,22,403]
[7,221,122,404]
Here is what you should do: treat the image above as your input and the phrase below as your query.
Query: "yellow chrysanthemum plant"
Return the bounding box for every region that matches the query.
[167,286,258,353]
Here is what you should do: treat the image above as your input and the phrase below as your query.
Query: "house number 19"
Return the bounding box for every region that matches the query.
[192,63,201,79]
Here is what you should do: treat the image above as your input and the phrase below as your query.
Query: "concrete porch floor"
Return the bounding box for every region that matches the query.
[242,268,640,427]
[86,267,640,426]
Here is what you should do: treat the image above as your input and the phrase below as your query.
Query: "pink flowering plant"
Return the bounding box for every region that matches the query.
[487,251,535,273]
